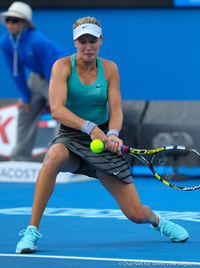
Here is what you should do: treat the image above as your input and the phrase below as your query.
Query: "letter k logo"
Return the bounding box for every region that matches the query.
[0,116,14,143]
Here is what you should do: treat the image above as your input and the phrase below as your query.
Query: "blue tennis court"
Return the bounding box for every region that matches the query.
[0,176,200,268]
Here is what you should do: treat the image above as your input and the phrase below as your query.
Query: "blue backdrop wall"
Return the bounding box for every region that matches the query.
[0,7,200,100]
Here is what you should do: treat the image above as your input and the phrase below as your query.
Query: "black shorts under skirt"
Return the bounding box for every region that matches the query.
[48,121,133,183]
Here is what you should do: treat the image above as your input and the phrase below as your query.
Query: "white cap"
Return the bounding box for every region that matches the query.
[73,23,102,40]
[0,1,35,28]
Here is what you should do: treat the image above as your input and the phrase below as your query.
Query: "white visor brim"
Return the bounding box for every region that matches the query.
[73,23,102,40]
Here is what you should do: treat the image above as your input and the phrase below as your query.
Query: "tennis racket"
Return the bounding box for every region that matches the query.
[120,144,200,191]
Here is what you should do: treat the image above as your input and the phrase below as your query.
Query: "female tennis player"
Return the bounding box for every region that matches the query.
[16,16,189,253]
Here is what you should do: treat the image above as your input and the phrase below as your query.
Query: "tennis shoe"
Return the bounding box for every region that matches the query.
[152,216,189,242]
[16,225,42,253]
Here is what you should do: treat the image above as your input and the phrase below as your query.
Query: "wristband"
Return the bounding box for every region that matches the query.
[81,120,97,135]
[106,129,119,137]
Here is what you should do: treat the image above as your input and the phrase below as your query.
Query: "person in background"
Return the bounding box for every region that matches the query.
[15,16,188,254]
[0,1,69,161]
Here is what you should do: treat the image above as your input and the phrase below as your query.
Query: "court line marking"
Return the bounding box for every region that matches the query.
[1,207,200,222]
[0,254,200,265]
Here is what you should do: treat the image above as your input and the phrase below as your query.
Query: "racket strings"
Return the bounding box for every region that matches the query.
[152,148,200,189]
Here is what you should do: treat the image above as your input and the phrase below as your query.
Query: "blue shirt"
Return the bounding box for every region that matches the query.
[0,28,68,103]
[66,55,108,125]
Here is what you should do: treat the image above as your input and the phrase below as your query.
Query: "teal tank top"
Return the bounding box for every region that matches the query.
[66,55,108,125]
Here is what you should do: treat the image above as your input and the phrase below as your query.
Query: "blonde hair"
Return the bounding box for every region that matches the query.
[73,16,101,30]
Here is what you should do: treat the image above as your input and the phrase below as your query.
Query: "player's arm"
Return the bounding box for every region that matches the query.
[107,62,123,132]
[49,57,85,130]
[106,60,123,152]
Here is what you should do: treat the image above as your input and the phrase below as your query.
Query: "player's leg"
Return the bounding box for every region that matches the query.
[97,171,189,242]
[96,170,158,225]
[16,143,80,253]
[30,143,80,228]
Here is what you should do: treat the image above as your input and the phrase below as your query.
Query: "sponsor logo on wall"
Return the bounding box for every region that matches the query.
[0,161,92,183]
[0,103,56,159]
[0,104,17,158]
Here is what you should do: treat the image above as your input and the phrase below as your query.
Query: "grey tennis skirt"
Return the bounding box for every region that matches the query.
[48,121,133,183]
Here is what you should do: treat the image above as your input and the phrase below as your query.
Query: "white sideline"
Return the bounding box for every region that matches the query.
[0,254,200,265]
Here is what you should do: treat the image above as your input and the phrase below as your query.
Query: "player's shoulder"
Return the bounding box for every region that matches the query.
[100,58,118,69]
[54,56,71,66]
[52,56,72,74]
[100,57,119,76]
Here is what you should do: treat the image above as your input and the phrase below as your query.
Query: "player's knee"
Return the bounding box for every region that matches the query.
[44,147,65,169]
[132,205,152,224]
[125,206,151,224]
[125,211,146,224]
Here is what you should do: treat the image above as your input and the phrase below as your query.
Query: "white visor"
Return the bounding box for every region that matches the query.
[73,23,102,40]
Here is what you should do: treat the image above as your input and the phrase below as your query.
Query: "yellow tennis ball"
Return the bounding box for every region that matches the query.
[90,139,104,153]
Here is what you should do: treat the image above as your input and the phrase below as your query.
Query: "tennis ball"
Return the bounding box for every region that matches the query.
[90,139,104,153]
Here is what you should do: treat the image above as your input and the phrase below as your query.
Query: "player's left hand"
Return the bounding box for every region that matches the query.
[107,135,123,155]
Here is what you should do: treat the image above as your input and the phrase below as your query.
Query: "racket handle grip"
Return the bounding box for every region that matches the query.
[108,141,129,153]
[121,145,129,153]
